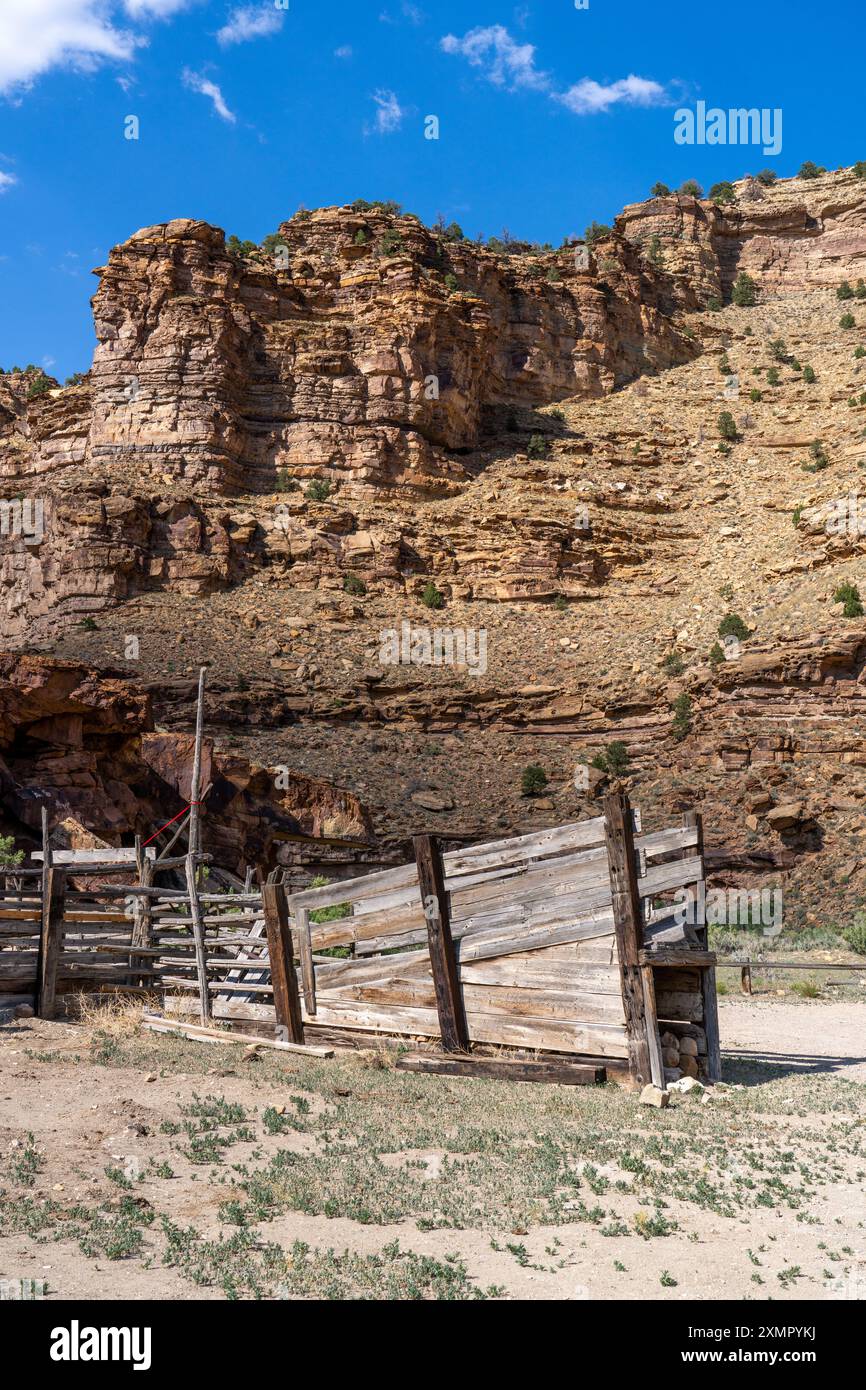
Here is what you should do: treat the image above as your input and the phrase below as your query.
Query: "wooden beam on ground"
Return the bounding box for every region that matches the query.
[141,1014,332,1057]
[396,1052,606,1086]
[184,854,212,1024]
[604,792,652,1090]
[262,882,304,1044]
[37,867,66,1020]
[412,833,469,1053]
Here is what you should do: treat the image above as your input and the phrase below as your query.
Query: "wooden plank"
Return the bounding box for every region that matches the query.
[682,809,707,947]
[184,855,212,1024]
[638,856,704,897]
[413,833,469,1052]
[640,964,665,1089]
[129,852,154,986]
[303,997,630,1056]
[604,792,652,1088]
[639,949,716,968]
[37,868,66,1020]
[458,956,621,992]
[141,1014,333,1057]
[262,882,304,1044]
[395,1053,606,1086]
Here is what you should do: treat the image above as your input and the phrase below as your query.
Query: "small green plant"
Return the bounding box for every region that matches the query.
[718,355,732,375]
[841,313,856,330]
[443,272,458,293]
[709,181,736,205]
[798,161,825,180]
[855,347,866,359]
[305,479,332,502]
[842,918,866,955]
[526,434,549,458]
[718,612,749,641]
[707,295,721,312]
[584,221,612,246]
[0,834,23,868]
[591,740,630,776]
[275,467,298,492]
[353,228,370,246]
[718,411,738,440]
[837,281,855,301]
[226,235,257,257]
[708,642,725,666]
[80,616,97,631]
[679,179,703,198]
[380,229,404,256]
[420,581,445,609]
[833,581,864,618]
[791,979,821,999]
[650,182,671,197]
[660,1270,679,1287]
[766,367,780,386]
[750,388,762,402]
[343,574,367,596]
[26,374,53,400]
[521,764,548,797]
[553,594,568,612]
[661,652,685,676]
[756,169,778,186]
[768,337,788,361]
[802,365,816,383]
[792,505,803,527]
[731,271,757,306]
[671,693,692,742]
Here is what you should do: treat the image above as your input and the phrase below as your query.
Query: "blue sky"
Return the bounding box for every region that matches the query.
[0,0,861,380]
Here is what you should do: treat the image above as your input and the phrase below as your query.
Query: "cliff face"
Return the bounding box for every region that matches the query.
[5,166,866,918]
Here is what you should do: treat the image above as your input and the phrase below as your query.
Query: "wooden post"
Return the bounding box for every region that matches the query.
[37,868,66,1020]
[188,666,206,857]
[604,792,652,1089]
[684,808,722,1081]
[682,810,706,947]
[129,850,154,987]
[413,833,469,1053]
[741,963,752,995]
[185,853,212,1024]
[262,882,304,1044]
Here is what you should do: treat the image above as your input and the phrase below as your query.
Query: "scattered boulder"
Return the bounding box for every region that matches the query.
[640,1084,669,1108]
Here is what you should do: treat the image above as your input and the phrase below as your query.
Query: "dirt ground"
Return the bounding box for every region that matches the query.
[1,995,864,1302]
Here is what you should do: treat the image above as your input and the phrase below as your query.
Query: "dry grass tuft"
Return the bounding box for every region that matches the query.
[67,991,160,1037]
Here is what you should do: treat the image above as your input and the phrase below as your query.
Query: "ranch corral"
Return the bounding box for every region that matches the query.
[0,797,864,1300]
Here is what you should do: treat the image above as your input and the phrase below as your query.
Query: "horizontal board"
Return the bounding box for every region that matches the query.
[304,997,630,1057]
[655,989,704,1022]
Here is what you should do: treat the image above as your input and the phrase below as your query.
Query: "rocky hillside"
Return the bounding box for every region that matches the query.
[4,165,866,921]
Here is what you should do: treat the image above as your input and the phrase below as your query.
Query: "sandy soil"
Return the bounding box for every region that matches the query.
[1,998,864,1302]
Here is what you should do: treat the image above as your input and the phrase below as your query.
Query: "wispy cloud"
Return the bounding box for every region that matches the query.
[181,68,236,123]
[380,3,425,25]
[557,75,667,115]
[441,25,669,116]
[334,45,353,60]
[0,1,139,96]
[368,88,406,135]
[0,170,17,194]
[440,25,550,92]
[216,4,284,47]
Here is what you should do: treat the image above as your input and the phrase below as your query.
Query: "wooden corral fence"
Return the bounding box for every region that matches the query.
[0,794,722,1088]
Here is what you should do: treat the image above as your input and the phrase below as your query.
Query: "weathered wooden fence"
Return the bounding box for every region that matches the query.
[1,795,722,1088]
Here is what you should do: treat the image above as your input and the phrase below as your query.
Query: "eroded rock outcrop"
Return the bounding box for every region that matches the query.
[0,653,369,870]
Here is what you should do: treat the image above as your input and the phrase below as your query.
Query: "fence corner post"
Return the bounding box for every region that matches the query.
[413,832,469,1054]
[604,792,653,1090]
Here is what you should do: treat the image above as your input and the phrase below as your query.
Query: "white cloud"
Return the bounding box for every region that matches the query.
[334,45,353,60]
[216,4,283,47]
[441,25,668,117]
[440,25,550,92]
[369,88,405,135]
[0,171,17,193]
[0,0,140,96]
[182,68,236,123]
[557,74,667,115]
[122,0,198,16]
